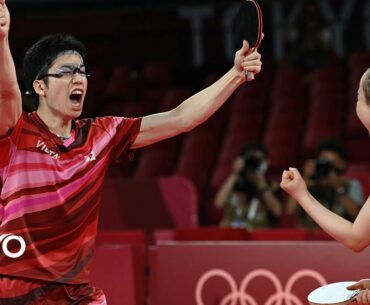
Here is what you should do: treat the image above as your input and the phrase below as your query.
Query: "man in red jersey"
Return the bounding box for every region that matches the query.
[0,0,262,304]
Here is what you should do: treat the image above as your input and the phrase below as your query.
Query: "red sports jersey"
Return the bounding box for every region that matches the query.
[0,112,141,284]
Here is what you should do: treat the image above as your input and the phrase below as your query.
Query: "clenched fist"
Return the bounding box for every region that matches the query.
[280,167,309,200]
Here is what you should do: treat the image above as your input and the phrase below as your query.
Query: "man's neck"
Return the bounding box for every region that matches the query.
[36,108,72,138]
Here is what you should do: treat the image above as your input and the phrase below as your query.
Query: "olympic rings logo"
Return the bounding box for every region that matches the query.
[195,268,327,305]
[0,234,26,258]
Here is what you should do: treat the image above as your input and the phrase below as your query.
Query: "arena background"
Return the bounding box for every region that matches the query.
[4,1,370,304]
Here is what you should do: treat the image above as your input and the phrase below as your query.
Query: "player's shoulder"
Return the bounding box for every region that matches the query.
[87,116,128,129]
[77,116,118,127]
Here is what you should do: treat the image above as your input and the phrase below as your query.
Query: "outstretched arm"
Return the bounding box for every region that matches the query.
[0,0,22,136]
[281,168,370,252]
[131,40,262,149]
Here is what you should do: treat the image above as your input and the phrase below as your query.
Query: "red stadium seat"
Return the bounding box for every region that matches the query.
[173,169,208,198]
[302,127,342,157]
[137,63,173,111]
[158,88,192,112]
[105,64,130,100]
[211,164,233,191]
[227,113,265,133]
[217,133,259,167]
[176,133,219,173]
[134,137,181,178]
[271,68,304,101]
[152,229,176,244]
[265,108,303,132]
[349,50,370,71]
[309,65,345,84]
[99,177,198,235]
[345,138,370,163]
[263,140,299,175]
[83,66,107,116]
[134,152,176,178]
[346,107,368,138]
[270,96,306,115]
[174,130,220,195]
[143,62,172,89]
[230,85,267,116]
[346,162,370,173]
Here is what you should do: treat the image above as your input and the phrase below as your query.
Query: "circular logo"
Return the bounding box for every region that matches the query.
[0,234,26,258]
[195,268,327,305]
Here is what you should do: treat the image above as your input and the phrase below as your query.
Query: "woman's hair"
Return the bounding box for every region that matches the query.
[363,68,370,104]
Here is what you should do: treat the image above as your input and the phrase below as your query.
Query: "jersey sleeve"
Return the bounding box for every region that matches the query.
[0,112,25,170]
[95,116,142,163]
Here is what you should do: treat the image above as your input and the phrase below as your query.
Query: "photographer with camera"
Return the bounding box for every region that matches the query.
[214,143,283,229]
[286,138,364,228]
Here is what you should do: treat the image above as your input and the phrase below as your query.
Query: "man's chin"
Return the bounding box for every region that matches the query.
[64,109,83,120]
[71,111,83,119]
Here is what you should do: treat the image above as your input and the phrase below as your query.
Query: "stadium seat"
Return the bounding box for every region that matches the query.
[134,137,181,178]
[345,138,370,163]
[105,64,131,100]
[99,177,198,236]
[158,88,192,112]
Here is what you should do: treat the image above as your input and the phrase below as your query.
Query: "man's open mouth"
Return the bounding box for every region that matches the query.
[69,89,83,104]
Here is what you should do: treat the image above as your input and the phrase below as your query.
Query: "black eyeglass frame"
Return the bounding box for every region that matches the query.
[37,66,91,80]
[25,66,91,95]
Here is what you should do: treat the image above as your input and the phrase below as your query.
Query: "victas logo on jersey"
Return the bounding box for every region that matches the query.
[36,140,60,160]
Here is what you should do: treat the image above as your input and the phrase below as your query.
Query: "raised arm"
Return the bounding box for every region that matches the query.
[131,40,262,149]
[0,0,22,136]
[215,157,244,209]
[281,168,370,252]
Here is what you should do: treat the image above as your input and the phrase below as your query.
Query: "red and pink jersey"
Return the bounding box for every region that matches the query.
[0,112,141,284]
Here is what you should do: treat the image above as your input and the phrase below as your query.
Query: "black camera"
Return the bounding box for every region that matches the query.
[313,159,335,180]
[234,154,264,195]
[243,155,263,173]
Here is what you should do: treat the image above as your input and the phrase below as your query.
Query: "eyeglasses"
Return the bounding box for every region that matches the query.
[25,64,91,95]
[37,65,91,80]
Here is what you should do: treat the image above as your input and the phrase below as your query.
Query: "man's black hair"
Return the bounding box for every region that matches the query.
[22,33,87,106]
[241,142,269,158]
[316,138,347,160]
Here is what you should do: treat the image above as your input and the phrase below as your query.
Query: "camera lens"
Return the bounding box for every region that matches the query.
[244,155,262,172]
[314,159,334,179]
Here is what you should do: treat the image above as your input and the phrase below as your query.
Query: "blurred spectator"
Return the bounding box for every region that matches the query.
[214,143,283,229]
[286,138,364,228]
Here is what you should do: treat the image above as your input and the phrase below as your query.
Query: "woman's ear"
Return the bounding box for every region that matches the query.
[33,80,46,97]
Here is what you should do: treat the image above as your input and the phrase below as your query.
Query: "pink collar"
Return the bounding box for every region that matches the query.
[62,129,76,147]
